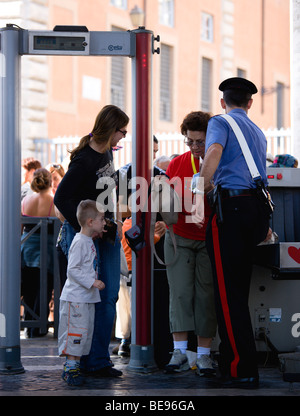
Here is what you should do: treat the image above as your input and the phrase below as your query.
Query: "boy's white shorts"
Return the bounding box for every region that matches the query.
[58,300,95,357]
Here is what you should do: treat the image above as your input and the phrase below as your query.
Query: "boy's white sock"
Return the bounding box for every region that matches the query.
[197,346,210,358]
[174,340,188,355]
[65,359,79,371]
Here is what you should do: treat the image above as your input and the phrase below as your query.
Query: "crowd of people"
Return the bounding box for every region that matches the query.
[20,77,298,389]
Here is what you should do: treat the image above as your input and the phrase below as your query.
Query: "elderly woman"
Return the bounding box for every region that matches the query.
[164,111,217,376]
[21,168,56,337]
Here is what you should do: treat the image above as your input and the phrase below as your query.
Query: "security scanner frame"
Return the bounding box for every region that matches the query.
[0,24,160,374]
[250,167,300,354]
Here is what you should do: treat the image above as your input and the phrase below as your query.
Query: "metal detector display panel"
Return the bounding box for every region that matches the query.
[29,31,90,55]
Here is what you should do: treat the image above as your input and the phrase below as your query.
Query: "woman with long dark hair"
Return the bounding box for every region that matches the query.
[54,105,129,377]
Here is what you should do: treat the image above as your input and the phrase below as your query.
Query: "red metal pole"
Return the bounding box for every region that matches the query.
[134,29,152,347]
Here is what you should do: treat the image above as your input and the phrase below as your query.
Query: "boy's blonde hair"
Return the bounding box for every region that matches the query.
[76,200,105,227]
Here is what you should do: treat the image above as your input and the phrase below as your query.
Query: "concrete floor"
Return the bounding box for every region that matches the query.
[0,333,299,400]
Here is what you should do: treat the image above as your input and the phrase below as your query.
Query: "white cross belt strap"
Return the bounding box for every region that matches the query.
[220,114,261,180]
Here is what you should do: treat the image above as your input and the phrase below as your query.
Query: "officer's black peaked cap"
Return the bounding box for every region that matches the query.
[219,77,258,94]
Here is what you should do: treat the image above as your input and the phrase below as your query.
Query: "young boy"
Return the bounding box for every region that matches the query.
[58,199,106,386]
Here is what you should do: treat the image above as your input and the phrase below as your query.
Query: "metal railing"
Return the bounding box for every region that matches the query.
[33,128,293,170]
[21,216,61,337]
[262,127,293,156]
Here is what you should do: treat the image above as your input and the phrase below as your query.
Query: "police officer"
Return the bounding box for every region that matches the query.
[200,77,270,389]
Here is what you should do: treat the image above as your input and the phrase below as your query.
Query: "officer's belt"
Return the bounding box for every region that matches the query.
[221,189,256,199]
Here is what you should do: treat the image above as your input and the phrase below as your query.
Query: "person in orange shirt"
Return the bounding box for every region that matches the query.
[113,138,167,357]
[114,216,162,357]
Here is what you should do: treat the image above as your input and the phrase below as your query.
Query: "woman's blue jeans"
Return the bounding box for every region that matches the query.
[59,221,120,371]
[80,236,120,371]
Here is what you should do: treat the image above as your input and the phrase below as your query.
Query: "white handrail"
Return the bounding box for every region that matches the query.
[33,128,293,170]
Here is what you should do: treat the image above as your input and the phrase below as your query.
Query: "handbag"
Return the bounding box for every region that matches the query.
[149,175,181,266]
[220,114,275,218]
[124,184,150,256]
[125,176,180,265]
[124,214,146,256]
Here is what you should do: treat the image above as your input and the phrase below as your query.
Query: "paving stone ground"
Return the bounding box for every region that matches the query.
[0,332,299,403]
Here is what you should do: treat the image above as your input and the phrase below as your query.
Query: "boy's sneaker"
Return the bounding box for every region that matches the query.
[165,349,190,373]
[62,367,84,386]
[196,354,216,377]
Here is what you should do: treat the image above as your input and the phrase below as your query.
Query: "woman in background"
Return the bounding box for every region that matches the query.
[21,168,56,337]
[47,163,65,194]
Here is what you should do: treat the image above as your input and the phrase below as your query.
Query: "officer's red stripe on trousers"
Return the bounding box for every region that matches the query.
[211,214,240,378]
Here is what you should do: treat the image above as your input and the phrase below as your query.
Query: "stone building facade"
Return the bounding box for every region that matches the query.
[0,0,292,157]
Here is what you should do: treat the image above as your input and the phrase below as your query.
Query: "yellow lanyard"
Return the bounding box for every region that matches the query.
[191,154,198,174]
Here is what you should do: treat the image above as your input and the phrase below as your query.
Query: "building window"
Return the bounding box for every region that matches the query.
[277,82,284,128]
[237,68,247,78]
[110,0,127,10]
[82,75,102,102]
[111,26,126,110]
[201,57,212,112]
[201,13,214,43]
[160,44,173,121]
[159,0,174,27]
[111,56,126,109]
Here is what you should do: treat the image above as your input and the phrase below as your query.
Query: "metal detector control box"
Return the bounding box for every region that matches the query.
[28,31,90,55]
[24,29,135,57]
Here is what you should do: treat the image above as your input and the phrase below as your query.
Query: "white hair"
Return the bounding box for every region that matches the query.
[154,155,171,166]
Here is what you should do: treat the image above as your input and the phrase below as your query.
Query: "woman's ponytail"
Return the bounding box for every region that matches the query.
[70,135,90,160]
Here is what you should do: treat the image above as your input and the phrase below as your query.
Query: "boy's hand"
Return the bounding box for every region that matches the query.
[93,280,105,290]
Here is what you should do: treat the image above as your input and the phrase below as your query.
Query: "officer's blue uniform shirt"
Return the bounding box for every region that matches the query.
[205,108,267,189]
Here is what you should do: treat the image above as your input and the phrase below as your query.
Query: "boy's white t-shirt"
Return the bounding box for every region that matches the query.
[60,233,101,303]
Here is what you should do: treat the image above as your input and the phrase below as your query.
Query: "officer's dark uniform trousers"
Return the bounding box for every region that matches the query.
[206,193,269,379]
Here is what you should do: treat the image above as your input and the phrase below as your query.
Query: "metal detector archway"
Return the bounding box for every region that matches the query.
[0,24,160,374]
